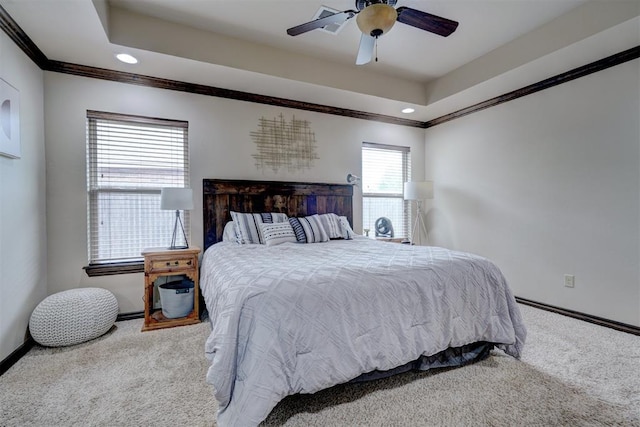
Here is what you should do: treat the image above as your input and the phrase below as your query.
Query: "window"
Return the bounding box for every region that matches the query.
[86,111,189,267]
[362,142,411,238]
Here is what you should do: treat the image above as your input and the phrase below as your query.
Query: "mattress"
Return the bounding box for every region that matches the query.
[200,238,526,426]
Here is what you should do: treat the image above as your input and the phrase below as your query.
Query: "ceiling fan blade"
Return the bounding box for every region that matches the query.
[396,7,459,37]
[287,10,356,36]
[356,34,375,65]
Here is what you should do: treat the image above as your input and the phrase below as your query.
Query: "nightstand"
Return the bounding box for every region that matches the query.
[141,246,201,332]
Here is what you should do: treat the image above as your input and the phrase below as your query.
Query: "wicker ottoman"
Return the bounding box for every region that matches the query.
[29,288,119,347]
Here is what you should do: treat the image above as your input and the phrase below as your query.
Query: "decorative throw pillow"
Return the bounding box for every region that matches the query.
[230,212,288,244]
[222,221,237,242]
[318,213,343,239]
[339,216,356,240]
[260,222,297,246]
[289,215,329,243]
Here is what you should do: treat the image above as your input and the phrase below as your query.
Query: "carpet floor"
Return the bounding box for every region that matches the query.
[1,304,638,426]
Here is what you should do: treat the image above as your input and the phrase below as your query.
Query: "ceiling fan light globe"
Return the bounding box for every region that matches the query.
[356,4,397,37]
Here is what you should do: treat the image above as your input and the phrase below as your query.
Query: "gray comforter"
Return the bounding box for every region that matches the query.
[201,238,526,426]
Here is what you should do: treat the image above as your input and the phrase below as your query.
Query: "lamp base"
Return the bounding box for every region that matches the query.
[167,245,189,250]
[168,210,189,250]
[410,200,430,246]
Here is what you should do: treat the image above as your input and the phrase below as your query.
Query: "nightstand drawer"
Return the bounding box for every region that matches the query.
[149,257,194,272]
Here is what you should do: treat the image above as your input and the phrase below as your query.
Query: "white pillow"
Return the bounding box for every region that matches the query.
[230,212,288,244]
[288,215,329,243]
[339,216,356,240]
[260,222,297,246]
[222,221,237,242]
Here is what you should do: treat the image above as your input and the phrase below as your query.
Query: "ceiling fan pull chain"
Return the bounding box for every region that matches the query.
[375,37,378,62]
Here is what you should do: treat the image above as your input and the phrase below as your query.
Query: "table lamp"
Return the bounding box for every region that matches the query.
[160,188,193,249]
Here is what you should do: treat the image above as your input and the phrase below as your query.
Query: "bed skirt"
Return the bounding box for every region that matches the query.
[351,341,493,383]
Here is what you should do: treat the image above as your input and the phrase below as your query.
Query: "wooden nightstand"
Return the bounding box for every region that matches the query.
[141,246,201,332]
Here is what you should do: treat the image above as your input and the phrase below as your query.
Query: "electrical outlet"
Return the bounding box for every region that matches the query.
[564,274,575,288]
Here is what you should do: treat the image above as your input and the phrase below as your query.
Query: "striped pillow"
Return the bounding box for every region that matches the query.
[260,222,297,246]
[318,213,343,239]
[289,215,329,243]
[230,212,288,244]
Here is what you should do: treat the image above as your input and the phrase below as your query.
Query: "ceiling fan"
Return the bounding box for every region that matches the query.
[286,0,459,65]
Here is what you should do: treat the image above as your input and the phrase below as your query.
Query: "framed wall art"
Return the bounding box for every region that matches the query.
[0,78,21,159]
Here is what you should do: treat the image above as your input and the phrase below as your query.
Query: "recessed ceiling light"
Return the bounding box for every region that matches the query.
[401,107,415,114]
[116,53,138,64]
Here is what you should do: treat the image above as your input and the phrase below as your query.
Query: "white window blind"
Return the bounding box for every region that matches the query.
[362,142,411,238]
[86,111,189,264]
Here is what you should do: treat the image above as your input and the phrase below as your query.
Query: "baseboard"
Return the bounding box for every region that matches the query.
[4,302,635,377]
[116,311,145,322]
[118,302,640,335]
[515,297,640,336]
[1,312,144,376]
[0,337,34,376]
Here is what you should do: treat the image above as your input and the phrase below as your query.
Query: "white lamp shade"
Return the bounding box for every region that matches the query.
[404,181,434,201]
[160,188,193,210]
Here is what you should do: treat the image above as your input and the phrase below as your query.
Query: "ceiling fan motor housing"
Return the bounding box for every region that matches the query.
[356,0,398,10]
[356,3,398,37]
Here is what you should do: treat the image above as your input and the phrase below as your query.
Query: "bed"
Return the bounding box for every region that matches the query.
[200,179,526,427]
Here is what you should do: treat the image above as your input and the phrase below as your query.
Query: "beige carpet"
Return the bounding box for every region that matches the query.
[1,304,638,426]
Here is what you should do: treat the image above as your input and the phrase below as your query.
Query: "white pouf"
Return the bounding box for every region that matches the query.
[29,288,119,347]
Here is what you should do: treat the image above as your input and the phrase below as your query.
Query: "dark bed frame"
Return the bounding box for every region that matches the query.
[203,179,353,250]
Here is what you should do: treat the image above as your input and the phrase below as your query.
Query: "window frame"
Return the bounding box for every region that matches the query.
[361,142,411,238]
[84,110,189,276]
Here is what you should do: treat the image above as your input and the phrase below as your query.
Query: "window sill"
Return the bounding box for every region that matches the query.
[83,261,144,277]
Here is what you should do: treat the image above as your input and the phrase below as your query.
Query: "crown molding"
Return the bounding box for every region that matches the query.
[0,4,48,69]
[1,5,638,130]
[425,45,640,128]
[45,60,425,128]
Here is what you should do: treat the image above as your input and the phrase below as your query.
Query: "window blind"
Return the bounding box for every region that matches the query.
[86,111,189,264]
[362,142,411,238]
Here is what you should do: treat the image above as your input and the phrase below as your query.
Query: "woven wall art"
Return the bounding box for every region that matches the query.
[251,113,319,173]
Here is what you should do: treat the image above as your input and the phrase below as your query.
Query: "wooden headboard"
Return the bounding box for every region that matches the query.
[203,179,353,250]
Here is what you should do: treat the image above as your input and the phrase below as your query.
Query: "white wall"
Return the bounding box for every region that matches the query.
[44,72,425,313]
[0,32,47,361]
[425,59,640,326]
